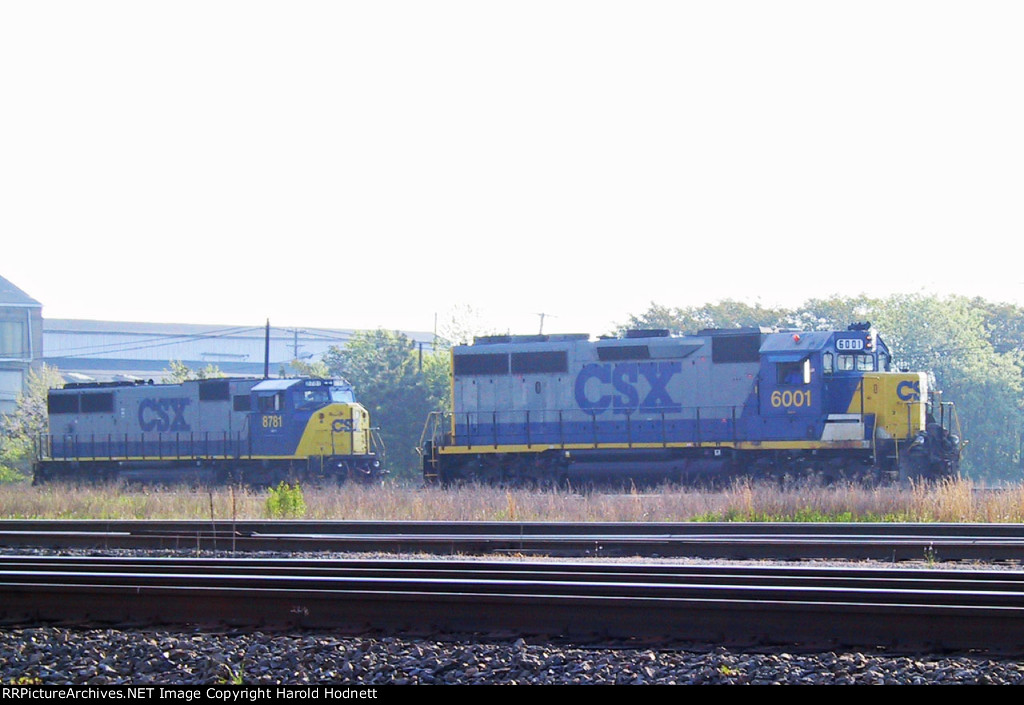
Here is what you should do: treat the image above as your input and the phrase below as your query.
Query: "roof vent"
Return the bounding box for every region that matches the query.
[624,329,670,339]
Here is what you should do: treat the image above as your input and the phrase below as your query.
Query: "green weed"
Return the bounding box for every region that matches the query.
[264,482,307,519]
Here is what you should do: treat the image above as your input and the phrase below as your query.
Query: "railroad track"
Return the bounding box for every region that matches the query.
[3,555,1024,653]
[2,519,1024,561]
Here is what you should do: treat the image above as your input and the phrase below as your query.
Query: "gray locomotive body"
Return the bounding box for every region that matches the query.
[35,377,383,484]
[420,327,962,486]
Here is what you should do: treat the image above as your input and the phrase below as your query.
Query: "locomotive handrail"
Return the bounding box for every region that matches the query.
[942,402,966,457]
[370,427,386,460]
[240,413,251,459]
[417,411,447,454]
[425,406,754,451]
[447,405,743,448]
[37,430,250,462]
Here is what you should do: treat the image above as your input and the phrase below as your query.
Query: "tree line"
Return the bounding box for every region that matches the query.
[621,293,1023,483]
[2,293,1022,483]
[322,294,1024,482]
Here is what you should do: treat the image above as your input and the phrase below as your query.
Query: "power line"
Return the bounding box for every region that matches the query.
[44,324,440,361]
[46,326,264,359]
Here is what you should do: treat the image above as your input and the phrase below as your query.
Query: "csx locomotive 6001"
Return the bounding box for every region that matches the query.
[34,377,384,484]
[419,324,962,485]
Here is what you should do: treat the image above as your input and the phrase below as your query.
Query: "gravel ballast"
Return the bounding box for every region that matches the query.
[1,627,1023,685]
[4,551,1023,685]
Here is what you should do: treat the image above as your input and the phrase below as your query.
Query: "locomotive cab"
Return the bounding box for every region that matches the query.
[249,378,379,475]
[757,331,831,438]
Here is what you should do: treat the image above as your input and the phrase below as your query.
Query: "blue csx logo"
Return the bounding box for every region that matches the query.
[574,362,682,414]
[138,398,192,432]
[896,380,921,402]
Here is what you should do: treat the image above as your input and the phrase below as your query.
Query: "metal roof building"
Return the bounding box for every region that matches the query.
[41,319,433,382]
[0,275,43,413]
[0,273,433,413]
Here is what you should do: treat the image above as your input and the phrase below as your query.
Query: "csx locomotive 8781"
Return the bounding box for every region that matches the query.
[34,377,384,484]
[419,324,962,485]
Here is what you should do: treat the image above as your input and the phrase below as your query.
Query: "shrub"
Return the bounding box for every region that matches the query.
[0,461,30,485]
[264,482,307,519]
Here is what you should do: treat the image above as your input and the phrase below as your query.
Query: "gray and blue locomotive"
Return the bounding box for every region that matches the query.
[419,325,962,485]
[34,376,384,484]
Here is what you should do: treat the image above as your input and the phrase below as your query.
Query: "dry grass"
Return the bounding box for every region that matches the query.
[1,478,1022,523]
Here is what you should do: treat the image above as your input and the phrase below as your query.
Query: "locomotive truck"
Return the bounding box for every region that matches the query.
[419,324,962,486]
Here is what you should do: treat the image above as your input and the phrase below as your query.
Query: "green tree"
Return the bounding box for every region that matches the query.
[620,293,1024,482]
[434,304,499,346]
[790,294,878,331]
[619,299,791,335]
[871,294,1024,482]
[0,364,65,481]
[289,358,330,378]
[162,360,224,382]
[323,330,448,480]
[971,299,1024,356]
[617,302,688,334]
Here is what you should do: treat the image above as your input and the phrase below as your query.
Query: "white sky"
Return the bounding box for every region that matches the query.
[2,2,1022,340]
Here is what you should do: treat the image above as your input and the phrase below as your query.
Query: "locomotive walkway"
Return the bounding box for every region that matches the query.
[3,519,1024,561]
[3,555,1024,653]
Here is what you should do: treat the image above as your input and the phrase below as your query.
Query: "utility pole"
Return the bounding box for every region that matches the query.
[537,313,555,334]
[263,320,270,379]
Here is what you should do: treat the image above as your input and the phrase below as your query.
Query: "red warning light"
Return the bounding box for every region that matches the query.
[793,334,801,343]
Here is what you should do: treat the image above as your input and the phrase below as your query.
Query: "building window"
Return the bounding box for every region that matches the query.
[0,321,24,358]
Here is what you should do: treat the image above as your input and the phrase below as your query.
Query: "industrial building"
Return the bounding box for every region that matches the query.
[0,275,432,414]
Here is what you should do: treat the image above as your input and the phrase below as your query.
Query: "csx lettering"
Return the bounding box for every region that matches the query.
[896,380,920,402]
[138,398,191,432]
[332,418,354,433]
[575,362,682,414]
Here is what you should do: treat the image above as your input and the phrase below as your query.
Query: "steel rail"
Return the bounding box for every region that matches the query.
[2,556,1024,653]
[6,554,1024,590]
[2,519,1024,560]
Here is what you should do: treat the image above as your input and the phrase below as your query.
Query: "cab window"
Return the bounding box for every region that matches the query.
[330,387,355,403]
[295,387,330,409]
[837,354,875,372]
[777,359,810,385]
[258,393,284,412]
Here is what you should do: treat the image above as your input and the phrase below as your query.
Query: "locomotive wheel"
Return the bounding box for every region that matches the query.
[901,443,934,483]
[817,458,849,485]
